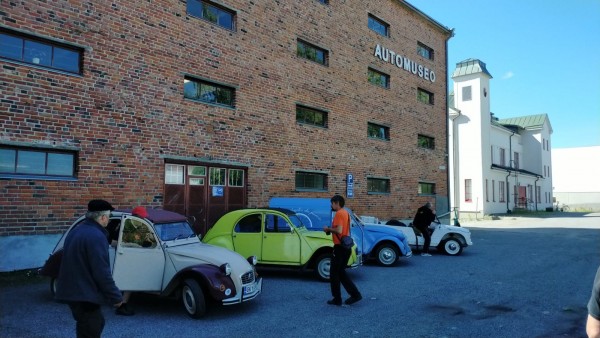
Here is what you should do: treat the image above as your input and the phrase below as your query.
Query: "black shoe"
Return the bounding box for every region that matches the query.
[116,303,135,316]
[327,298,342,306]
[344,294,362,305]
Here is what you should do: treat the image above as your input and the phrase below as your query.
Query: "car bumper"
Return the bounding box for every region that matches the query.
[222,277,262,305]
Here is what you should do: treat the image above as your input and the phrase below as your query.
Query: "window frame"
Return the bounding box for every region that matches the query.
[368,68,390,88]
[0,145,77,180]
[417,88,434,105]
[297,39,329,66]
[186,0,235,31]
[462,85,472,101]
[499,181,506,202]
[296,105,328,128]
[418,182,436,195]
[367,177,390,194]
[417,134,435,149]
[295,171,328,192]
[368,14,389,37]
[417,42,434,60]
[0,28,83,75]
[367,122,390,141]
[184,76,236,108]
[465,179,472,202]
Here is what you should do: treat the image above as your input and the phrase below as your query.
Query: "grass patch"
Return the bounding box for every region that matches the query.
[0,268,46,287]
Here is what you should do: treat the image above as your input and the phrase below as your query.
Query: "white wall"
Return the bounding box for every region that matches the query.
[552,146,600,192]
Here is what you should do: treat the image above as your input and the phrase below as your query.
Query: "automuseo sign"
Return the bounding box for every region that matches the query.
[373,44,436,83]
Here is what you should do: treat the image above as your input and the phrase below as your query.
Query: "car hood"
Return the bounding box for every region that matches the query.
[165,242,252,273]
[363,224,405,238]
[435,223,471,235]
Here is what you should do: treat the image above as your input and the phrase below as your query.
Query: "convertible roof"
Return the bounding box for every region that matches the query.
[115,208,188,223]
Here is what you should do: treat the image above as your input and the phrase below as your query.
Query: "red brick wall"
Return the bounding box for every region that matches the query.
[0,0,450,235]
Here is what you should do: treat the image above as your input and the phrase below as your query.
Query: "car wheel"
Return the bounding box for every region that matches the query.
[182,278,206,319]
[315,253,332,282]
[442,239,463,256]
[50,277,58,296]
[376,244,398,266]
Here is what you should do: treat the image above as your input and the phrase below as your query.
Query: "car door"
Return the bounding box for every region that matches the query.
[111,216,165,291]
[261,212,301,264]
[232,213,264,260]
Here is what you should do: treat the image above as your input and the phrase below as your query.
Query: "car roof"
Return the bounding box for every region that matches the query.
[114,208,188,224]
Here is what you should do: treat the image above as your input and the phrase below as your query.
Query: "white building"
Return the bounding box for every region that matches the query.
[448,59,554,217]
[552,146,600,211]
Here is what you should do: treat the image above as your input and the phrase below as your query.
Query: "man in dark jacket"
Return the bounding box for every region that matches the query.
[56,199,123,338]
[413,202,436,256]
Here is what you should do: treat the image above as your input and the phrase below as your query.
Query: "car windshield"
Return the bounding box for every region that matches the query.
[288,214,306,229]
[154,221,196,241]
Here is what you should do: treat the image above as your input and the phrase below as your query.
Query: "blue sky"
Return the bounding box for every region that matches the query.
[407,0,600,149]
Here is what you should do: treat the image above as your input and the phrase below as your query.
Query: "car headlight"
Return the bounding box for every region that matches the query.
[220,263,232,276]
[247,255,257,266]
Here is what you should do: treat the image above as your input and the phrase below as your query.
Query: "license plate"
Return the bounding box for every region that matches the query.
[244,284,255,294]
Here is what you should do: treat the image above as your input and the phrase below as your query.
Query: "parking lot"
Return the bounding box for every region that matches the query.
[1,212,599,337]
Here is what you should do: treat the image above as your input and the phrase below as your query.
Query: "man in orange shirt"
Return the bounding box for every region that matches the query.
[323,195,362,306]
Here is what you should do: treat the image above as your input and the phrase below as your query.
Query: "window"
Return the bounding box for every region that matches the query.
[462,86,472,101]
[418,134,435,149]
[0,29,82,74]
[367,123,389,141]
[297,40,328,65]
[184,77,235,107]
[188,165,206,176]
[316,0,329,4]
[499,148,506,166]
[513,152,519,169]
[499,181,505,202]
[265,214,292,233]
[121,219,158,248]
[368,68,389,88]
[367,177,390,194]
[187,0,234,30]
[295,171,327,191]
[418,182,435,195]
[235,214,262,233]
[296,105,328,128]
[465,179,472,202]
[0,146,76,179]
[368,14,389,37]
[492,180,496,202]
[228,169,244,187]
[417,42,434,60]
[165,164,184,184]
[209,167,226,186]
[485,179,489,202]
[417,88,434,105]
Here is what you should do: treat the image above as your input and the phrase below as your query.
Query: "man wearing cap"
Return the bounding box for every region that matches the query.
[56,199,123,338]
[412,202,436,256]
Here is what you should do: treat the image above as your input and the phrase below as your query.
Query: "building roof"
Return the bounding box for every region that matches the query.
[400,1,454,37]
[452,58,493,79]
[498,114,551,131]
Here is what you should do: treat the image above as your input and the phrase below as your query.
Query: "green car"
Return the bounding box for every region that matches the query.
[203,208,361,281]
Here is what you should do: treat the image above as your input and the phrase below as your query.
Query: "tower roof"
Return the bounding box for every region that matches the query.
[452,58,493,79]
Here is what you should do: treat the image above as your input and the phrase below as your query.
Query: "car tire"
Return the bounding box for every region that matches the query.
[182,278,206,319]
[50,277,58,296]
[441,238,463,256]
[314,253,332,282]
[375,244,398,266]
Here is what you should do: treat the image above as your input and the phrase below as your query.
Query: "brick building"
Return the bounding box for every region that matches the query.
[0,0,452,270]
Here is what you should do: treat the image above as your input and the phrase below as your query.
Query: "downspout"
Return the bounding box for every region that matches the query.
[444,30,454,221]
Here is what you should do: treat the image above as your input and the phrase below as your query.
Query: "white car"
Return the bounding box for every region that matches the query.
[39,208,262,318]
[363,218,473,256]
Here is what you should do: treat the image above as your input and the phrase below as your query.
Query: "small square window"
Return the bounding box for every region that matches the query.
[184,77,235,107]
[418,134,435,149]
[165,164,185,185]
[368,68,389,88]
[297,40,328,66]
[417,42,434,60]
[187,0,235,30]
[296,105,328,128]
[462,86,472,101]
[368,14,389,37]
[367,177,390,194]
[418,182,435,195]
[417,88,434,105]
[368,123,390,141]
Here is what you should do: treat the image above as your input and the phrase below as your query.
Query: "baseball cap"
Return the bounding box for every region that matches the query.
[88,199,115,212]
[132,206,148,218]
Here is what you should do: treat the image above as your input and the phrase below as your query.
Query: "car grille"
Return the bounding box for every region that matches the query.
[241,270,255,284]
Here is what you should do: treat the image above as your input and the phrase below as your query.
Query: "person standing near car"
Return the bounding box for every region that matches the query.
[56,199,123,338]
[413,201,436,256]
[587,265,600,338]
[323,195,362,306]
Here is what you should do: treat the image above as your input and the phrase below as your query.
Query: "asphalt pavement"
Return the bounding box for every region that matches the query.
[1,212,599,338]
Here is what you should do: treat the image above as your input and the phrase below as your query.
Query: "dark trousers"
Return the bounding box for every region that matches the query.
[68,302,105,338]
[417,226,431,253]
[330,245,360,301]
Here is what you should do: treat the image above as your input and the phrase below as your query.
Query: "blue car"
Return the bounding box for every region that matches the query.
[269,197,412,266]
